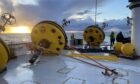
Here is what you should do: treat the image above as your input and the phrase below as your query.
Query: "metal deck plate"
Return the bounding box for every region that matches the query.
[57,65,76,74]
[63,77,85,84]
[1,50,140,84]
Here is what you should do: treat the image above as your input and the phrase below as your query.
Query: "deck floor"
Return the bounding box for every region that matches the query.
[1,49,140,84]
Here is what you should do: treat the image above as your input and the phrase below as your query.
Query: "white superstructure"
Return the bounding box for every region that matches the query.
[129,0,140,56]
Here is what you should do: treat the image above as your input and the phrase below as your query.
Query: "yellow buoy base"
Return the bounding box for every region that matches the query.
[113,42,123,53]
[83,26,105,48]
[31,21,66,55]
[121,43,135,57]
[0,43,8,71]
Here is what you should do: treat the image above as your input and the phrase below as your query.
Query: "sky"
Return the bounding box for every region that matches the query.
[99,0,130,21]
[0,0,131,33]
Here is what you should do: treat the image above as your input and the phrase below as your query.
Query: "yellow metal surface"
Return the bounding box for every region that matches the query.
[83,26,105,48]
[0,38,10,58]
[31,21,66,55]
[65,50,118,61]
[121,43,135,57]
[113,42,123,53]
[0,43,8,71]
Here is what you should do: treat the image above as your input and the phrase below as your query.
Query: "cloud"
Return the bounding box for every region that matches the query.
[12,0,38,6]
[1,0,110,27]
[0,0,14,13]
[76,10,90,15]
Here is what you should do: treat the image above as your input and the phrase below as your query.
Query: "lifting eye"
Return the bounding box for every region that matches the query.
[96,30,99,33]
[58,36,62,39]
[51,29,56,33]
[59,42,63,45]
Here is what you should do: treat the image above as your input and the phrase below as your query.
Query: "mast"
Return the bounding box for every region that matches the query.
[95,0,97,25]
[128,0,140,56]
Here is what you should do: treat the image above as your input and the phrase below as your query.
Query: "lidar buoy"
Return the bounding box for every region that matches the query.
[121,43,135,57]
[0,42,8,72]
[113,42,123,52]
[31,21,66,55]
[83,26,105,48]
[0,38,10,59]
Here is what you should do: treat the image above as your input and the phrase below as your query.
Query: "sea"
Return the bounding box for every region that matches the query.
[0,31,110,46]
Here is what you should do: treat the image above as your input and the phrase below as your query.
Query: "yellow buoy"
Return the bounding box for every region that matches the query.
[113,42,123,52]
[83,26,105,48]
[121,43,135,57]
[31,21,66,55]
[0,43,8,71]
[0,38,10,58]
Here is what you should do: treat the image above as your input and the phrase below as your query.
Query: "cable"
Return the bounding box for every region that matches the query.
[68,46,118,76]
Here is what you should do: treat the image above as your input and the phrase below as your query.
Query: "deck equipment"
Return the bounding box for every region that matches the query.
[83,26,105,48]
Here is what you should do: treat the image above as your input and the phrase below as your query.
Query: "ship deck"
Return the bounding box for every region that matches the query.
[1,45,140,84]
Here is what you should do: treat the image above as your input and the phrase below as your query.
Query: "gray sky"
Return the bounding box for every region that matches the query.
[0,0,131,32]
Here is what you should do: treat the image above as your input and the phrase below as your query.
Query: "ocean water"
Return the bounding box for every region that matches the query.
[0,33,31,44]
[0,32,110,45]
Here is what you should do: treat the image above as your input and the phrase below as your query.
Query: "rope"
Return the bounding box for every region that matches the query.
[68,46,118,76]
[68,56,106,69]
[76,50,109,69]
